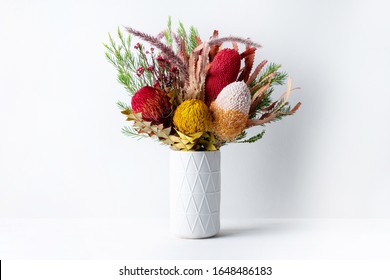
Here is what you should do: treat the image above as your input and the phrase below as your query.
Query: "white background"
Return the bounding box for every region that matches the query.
[1,0,389,220]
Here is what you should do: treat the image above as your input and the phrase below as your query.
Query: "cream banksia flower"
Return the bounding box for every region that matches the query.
[210,81,251,141]
[173,99,213,135]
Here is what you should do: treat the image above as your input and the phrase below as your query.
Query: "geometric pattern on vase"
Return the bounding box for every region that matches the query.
[170,150,221,238]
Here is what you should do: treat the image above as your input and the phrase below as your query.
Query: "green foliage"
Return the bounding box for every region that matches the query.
[237,130,266,144]
[188,26,199,53]
[249,90,272,119]
[121,126,146,140]
[116,100,130,111]
[174,20,199,55]
[163,17,199,54]
[234,131,247,141]
[164,16,174,47]
[104,28,152,95]
[268,102,294,123]
[249,63,288,119]
[252,63,287,88]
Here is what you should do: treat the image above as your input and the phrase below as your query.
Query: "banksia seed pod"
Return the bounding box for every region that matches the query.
[210,82,251,141]
[131,86,171,126]
[205,48,241,105]
[173,99,212,135]
[213,82,252,115]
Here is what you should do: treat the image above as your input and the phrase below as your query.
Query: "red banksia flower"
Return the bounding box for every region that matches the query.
[131,86,171,126]
[205,49,241,105]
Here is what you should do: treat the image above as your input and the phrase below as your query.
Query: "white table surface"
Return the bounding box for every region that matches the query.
[1,218,389,259]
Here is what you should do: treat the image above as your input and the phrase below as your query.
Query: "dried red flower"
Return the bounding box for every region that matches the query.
[205,49,241,105]
[131,86,171,126]
[136,66,144,77]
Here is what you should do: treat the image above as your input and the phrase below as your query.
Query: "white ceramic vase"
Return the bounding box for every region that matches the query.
[169,150,221,238]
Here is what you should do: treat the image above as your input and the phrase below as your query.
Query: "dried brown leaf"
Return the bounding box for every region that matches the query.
[121,108,131,115]
[249,82,272,114]
[247,60,267,85]
[238,47,256,82]
[179,38,189,66]
[290,102,302,114]
[195,35,202,45]
[246,113,277,128]
[250,72,276,94]
[261,100,278,112]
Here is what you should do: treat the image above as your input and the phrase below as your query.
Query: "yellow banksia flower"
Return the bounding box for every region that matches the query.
[173,99,212,135]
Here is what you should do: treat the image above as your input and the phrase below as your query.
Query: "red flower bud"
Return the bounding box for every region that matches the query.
[136,66,144,77]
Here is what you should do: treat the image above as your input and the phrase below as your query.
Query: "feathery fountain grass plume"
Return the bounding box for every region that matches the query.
[209,36,262,48]
[125,27,189,81]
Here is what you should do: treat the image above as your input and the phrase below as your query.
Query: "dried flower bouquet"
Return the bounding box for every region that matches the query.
[104,18,301,151]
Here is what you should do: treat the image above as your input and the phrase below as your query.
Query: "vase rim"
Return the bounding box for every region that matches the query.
[169,149,220,153]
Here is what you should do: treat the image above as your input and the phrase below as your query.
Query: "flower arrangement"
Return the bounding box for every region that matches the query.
[104,18,301,151]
